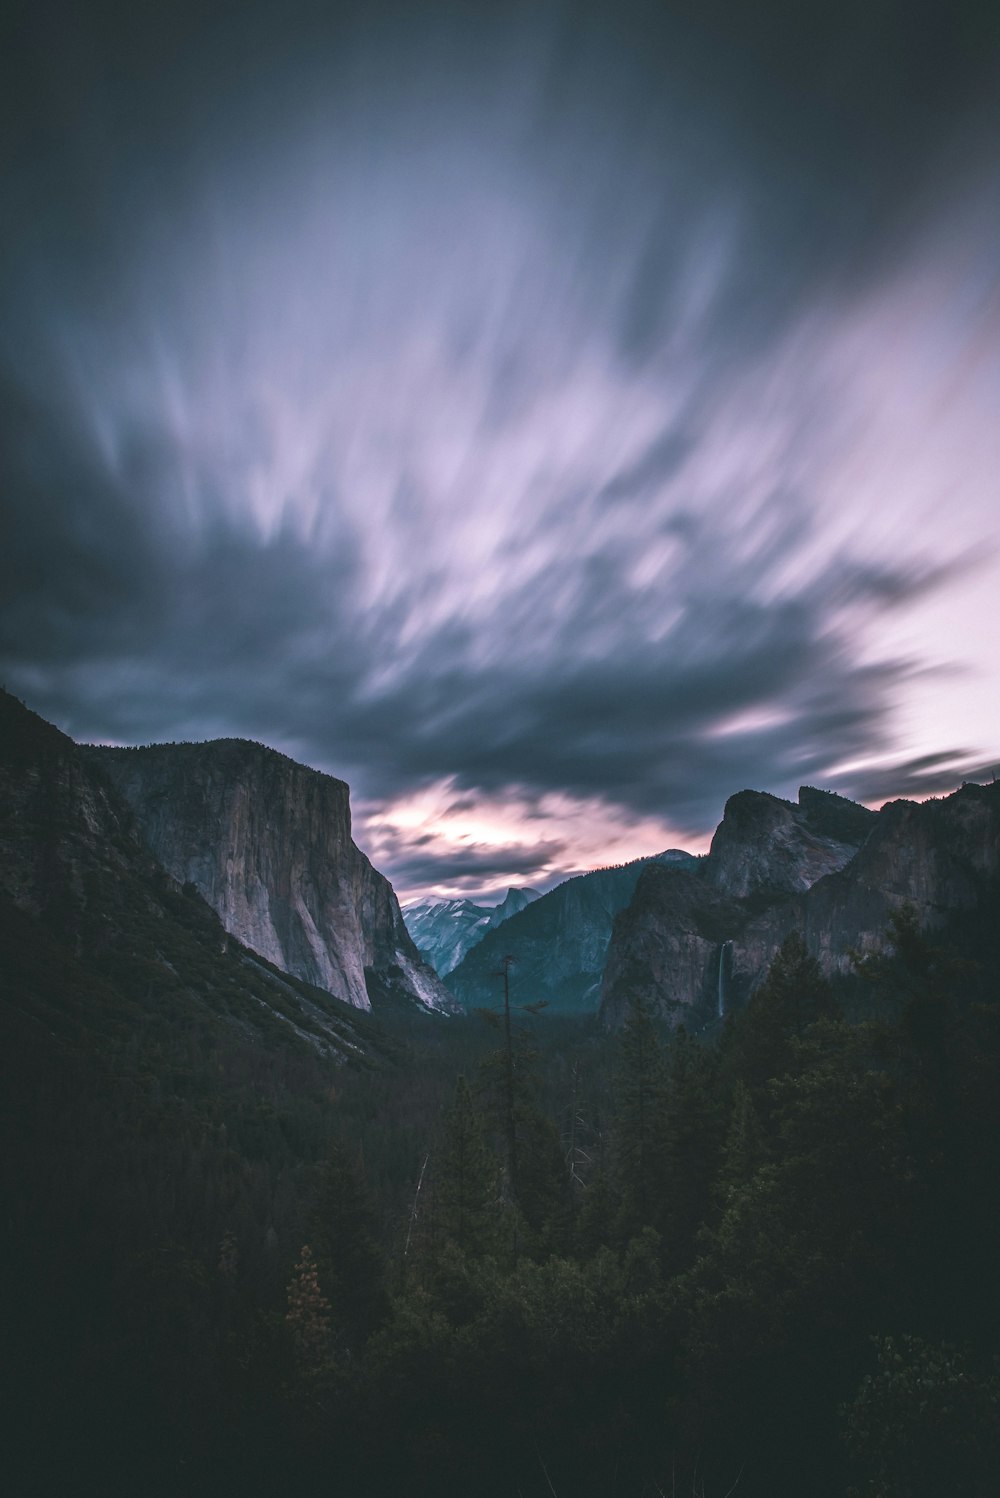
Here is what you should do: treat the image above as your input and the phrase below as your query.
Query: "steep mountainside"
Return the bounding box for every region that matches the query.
[1,690,409,1495]
[446,852,696,1013]
[601,782,999,1028]
[403,886,541,975]
[0,689,383,1061]
[404,897,493,974]
[86,740,456,1013]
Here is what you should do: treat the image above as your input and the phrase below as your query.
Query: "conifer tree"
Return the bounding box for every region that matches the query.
[310,1140,388,1352]
[285,1245,332,1368]
[436,1075,500,1258]
[614,993,669,1240]
[718,1079,768,1194]
[732,930,836,1096]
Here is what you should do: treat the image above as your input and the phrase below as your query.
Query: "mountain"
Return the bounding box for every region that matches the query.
[445,852,696,1013]
[0,688,384,1060]
[84,739,456,1014]
[403,886,541,975]
[0,688,414,1494]
[486,886,541,927]
[600,782,1000,1028]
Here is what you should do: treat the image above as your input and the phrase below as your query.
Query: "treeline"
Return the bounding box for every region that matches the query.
[5,910,1000,1497]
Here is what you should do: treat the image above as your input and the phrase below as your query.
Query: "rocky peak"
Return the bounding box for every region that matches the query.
[705,787,869,900]
[486,886,541,928]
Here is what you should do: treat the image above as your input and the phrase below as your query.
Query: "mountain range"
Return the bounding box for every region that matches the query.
[5,690,997,1039]
[402,887,541,975]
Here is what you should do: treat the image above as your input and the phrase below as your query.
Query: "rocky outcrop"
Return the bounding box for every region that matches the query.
[447,853,696,1014]
[703,787,875,899]
[85,739,456,1013]
[486,887,541,929]
[600,782,1000,1029]
[599,864,745,1029]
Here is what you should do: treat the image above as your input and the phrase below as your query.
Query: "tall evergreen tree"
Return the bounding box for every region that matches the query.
[436,1075,500,1259]
[731,930,836,1098]
[718,1079,768,1195]
[614,993,669,1240]
[310,1139,388,1352]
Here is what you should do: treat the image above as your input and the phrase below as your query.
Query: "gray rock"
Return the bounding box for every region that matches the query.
[600,781,1000,1028]
[85,739,457,1013]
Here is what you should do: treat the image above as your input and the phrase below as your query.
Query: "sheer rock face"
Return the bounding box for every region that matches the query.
[798,784,1000,972]
[703,787,874,898]
[599,865,743,1030]
[600,782,1000,1029]
[1,689,381,1062]
[85,740,456,1013]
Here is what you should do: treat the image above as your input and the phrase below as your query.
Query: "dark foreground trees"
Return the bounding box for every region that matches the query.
[7,918,1000,1497]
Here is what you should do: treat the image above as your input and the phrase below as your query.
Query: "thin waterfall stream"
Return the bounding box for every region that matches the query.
[717,940,732,1019]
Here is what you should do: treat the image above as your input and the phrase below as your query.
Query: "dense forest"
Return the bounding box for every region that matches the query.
[5,887,1000,1498]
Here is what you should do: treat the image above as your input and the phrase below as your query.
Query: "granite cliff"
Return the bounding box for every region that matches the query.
[600,781,999,1028]
[0,690,379,1059]
[85,739,456,1013]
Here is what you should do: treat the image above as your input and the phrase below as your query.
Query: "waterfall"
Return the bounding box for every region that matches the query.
[717,941,731,1019]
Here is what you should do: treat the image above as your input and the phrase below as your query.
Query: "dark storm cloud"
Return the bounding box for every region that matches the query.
[2,0,998,889]
[378,838,569,891]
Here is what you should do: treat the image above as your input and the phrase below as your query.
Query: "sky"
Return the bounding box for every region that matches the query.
[2,0,999,903]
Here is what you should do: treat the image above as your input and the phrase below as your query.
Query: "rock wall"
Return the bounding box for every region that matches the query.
[600,782,999,1028]
[86,740,456,1012]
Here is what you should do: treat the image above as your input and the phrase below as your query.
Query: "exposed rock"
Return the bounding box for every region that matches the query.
[0,689,379,1060]
[704,787,874,899]
[486,887,541,929]
[600,863,743,1029]
[600,781,1000,1029]
[85,739,456,1013]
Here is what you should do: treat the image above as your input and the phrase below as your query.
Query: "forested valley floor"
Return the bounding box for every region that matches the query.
[4,903,1000,1498]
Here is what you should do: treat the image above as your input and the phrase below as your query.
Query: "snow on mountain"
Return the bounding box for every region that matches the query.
[403,887,541,975]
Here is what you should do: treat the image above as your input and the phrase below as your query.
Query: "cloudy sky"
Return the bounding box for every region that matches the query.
[2,0,999,901]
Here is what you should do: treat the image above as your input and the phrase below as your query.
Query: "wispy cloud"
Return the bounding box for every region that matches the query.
[2,0,998,895]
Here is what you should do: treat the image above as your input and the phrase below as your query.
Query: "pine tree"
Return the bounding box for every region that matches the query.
[285,1245,332,1368]
[614,993,669,1240]
[732,930,836,1096]
[436,1075,500,1258]
[718,1080,768,1194]
[310,1140,388,1352]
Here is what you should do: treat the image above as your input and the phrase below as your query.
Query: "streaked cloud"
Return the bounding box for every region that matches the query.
[1,0,998,897]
